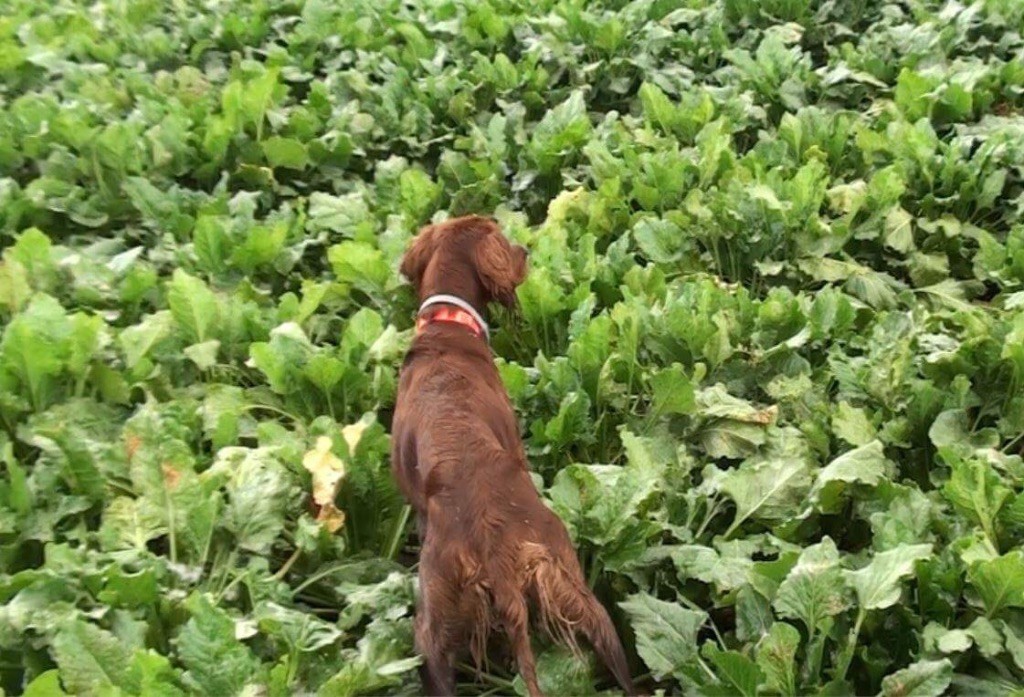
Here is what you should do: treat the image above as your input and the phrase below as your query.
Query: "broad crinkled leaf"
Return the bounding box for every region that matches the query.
[230,222,287,273]
[119,311,174,371]
[832,402,877,446]
[261,136,309,170]
[177,594,263,695]
[338,571,415,631]
[774,538,849,632]
[51,619,132,694]
[698,384,779,423]
[878,659,953,697]
[528,90,592,173]
[736,586,774,643]
[756,622,800,696]
[67,312,106,379]
[248,322,314,394]
[166,270,219,344]
[183,340,220,371]
[810,440,893,513]
[22,670,67,697]
[620,593,706,681]
[1003,621,1024,673]
[208,447,296,553]
[922,623,973,654]
[702,644,763,697]
[966,552,1024,617]
[0,294,70,408]
[548,462,661,571]
[870,485,937,550]
[649,363,696,416]
[512,647,594,697]
[634,217,688,264]
[0,256,31,313]
[254,601,343,653]
[98,496,165,551]
[966,617,1004,658]
[942,452,1010,543]
[717,454,812,535]
[317,614,417,697]
[123,650,186,697]
[307,192,372,236]
[328,241,390,295]
[844,544,932,611]
[671,545,752,593]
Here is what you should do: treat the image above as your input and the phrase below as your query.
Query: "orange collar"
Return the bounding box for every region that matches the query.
[416,306,486,340]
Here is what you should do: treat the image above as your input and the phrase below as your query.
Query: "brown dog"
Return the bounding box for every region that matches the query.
[391,216,635,697]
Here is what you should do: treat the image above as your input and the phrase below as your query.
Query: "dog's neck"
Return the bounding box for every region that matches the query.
[417,294,490,342]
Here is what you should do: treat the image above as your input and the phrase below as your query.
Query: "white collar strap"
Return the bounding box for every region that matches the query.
[418,294,490,343]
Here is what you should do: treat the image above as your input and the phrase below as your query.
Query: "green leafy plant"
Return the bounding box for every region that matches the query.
[2,0,1024,694]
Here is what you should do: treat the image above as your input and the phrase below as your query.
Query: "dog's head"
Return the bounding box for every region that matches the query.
[400,216,528,309]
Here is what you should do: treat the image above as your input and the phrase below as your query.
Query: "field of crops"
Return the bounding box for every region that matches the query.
[2,0,1024,694]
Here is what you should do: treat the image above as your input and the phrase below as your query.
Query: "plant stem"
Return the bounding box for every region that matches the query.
[587,555,603,589]
[385,505,412,560]
[456,663,516,691]
[694,498,722,541]
[291,563,352,596]
[834,610,865,682]
[273,548,302,581]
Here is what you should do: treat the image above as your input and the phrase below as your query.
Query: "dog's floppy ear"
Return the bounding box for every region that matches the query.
[473,224,528,307]
[400,224,440,292]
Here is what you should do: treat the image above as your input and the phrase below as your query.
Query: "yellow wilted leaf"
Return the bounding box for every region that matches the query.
[302,436,345,507]
[341,419,369,455]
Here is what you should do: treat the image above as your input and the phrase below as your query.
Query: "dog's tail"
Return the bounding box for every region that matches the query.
[521,542,636,696]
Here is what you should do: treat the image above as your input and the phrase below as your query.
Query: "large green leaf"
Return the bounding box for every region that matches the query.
[942,452,1011,546]
[4,0,1024,694]
[756,622,800,697]
[844,544,932,612]
[166,270,220,345]
[810,440,893,513]
[207,447,297,554]
[774,538,849,632]
[878,659,953,697]
[620,593,706,681]
[702,644,763,697]
[177,594,263,695]
[717,454,812,536]
[967,552,1024,617]
[51,620,132,694]
[0,294,70,409]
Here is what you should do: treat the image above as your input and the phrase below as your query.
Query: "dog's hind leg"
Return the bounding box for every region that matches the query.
[499,595,542,697]
[415,565,458,697]
[414,605,456,696]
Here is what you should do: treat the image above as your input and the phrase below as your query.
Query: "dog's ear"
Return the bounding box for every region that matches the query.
[473,224,528,307]
[400,224,440,292]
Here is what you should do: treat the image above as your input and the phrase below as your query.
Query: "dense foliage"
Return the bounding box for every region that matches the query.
[1,0,1024,694]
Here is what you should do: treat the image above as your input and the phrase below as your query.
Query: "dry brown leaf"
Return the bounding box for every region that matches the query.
[316,502,346,533]
[750,404,779,425]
